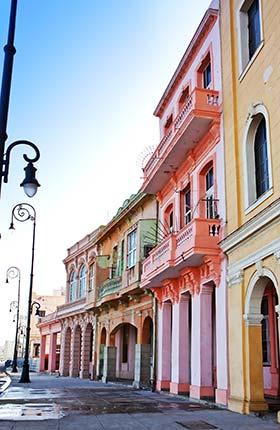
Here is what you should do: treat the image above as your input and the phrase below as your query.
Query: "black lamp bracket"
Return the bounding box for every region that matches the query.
[2,140,40,183]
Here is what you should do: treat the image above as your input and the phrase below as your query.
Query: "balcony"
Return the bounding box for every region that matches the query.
[141,217,221,289]
[142,87,220,193]
[98,276,122,300]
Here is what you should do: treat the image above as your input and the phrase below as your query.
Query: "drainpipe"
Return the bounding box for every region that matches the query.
[151,290,157,391]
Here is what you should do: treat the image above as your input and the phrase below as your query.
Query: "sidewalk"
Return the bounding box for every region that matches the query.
[0,373,279,429]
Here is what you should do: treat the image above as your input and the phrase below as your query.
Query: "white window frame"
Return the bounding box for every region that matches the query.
[69,271,77,302]
[243,103,273,213]
[89,263,95,292]
[127,229,137,269]
[236,0,264,78]
[79,265,87,298]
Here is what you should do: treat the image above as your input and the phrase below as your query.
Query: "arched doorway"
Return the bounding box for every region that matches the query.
[61,327,71,376]
[138,316,153,386]
[81,323,94,379]
[244,272,280,411]
[71,325,82,377]
[112,323,137,381]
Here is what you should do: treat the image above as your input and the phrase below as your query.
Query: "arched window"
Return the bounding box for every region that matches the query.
[164,203,174,233]
[254,118,269,199]
[244,106,272,209]
[79,265,86,298]
[69,271,77,302]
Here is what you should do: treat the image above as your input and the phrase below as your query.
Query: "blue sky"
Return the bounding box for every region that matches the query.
[0,0,210,343]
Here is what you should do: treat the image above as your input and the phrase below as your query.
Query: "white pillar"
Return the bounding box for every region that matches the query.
[190,285,214,399]
[156,301,172,391]
[170,296,190,394]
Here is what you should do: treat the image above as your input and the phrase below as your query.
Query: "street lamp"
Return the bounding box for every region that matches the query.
[0,0,41,199]
[9,203,36,383]
[30,301,41,316]
[6,266,21,373]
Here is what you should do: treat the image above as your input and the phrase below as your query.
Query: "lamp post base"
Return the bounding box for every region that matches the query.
[19,363,30,383]
[11,364,18,373]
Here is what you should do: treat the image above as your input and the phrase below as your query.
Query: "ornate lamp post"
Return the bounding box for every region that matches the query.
[0,0,41,199]
[9,203,36,383]
[6,266,21,373]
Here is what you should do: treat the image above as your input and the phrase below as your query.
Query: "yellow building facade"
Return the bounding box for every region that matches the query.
[220,0,280,414]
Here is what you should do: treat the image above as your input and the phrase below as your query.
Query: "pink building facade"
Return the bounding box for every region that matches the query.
[140,2,228,405]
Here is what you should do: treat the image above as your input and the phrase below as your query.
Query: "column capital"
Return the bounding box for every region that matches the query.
[275,304,280,318]
[243,313,263,326]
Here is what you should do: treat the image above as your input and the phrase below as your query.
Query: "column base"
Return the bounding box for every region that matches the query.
[156,380,170,391]
[170,382,189,395]
[228,396,268,414]
[215,388,228,405]
[80,370,89,379]
[190,385,214,399]
[69,370,79,378]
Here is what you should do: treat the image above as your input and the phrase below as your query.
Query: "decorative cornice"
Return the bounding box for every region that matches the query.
[227,238,280,281]
[154,9,218,118]
[221,198,280,253]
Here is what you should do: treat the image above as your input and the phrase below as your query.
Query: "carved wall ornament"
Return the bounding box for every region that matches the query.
[274,250,280,264]
[227,270,244,288]
[243,312,263,326]
[255,260,264,277]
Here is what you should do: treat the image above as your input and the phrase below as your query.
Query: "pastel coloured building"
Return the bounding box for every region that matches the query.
[220,0,280,414]
[140,1,228,404]
[39,192,157,386]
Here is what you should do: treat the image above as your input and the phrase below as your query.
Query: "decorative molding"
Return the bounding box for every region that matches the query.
[221,199,280,253]
[227,270,244,288]
[227,238,280,281]
[243,313,263,326]
[255,260,264,277]
[275,305,280,318]
[274,250,280,264]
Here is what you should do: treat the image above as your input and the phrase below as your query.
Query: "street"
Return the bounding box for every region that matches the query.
[0,374,279,429]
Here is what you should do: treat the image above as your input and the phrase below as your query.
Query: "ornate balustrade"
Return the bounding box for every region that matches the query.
[141,217,221,288]
[98,276,122,299]
[142,87,220,193]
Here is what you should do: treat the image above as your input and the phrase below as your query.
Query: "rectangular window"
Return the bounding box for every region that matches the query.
[203,63,211,88]
[127,230,137,268]
[248,0,261,60]
[89,264,95,292]
[206,167,215,219]
[184,186,192,224]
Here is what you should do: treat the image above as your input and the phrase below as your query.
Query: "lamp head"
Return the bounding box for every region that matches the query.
[20,162,41,198]
[5,278,8,284]
[9,222,15,230]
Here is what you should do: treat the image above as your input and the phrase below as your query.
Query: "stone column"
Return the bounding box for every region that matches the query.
[70,327,81,378]
[80,326,90,379]
[170,296,190,394]
[156,301,172,391]
[133,344,151,388]
[39,335,47,372]
[190,285,214,399]
[60,328,71,376]
[48,333,57,372]
[102,346,117,383]
[243,313,268,413]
